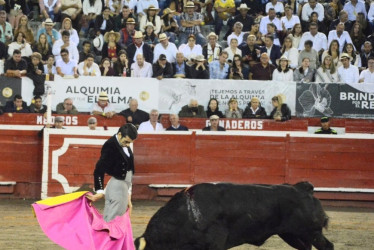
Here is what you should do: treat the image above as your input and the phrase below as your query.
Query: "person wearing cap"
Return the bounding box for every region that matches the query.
[102,30,121,64]
[56,48,79,78]
[209,51,229,79]
[178,99,207,118]
[53,116,65,129]
[114,5,136,32]
[52,30,79,63]
[188,54,210,79]
[56,97,79,114]
[60,0,82,31]
[127,30,153,66]
[91,91,116,118]
[213,0,235,37]
[281,5,300,32]
[249,52,276,80]
[225,98,243,119]
[136,0,159,17]
[152,54,173,80]
[243,97,267,119]
[130,53,153,77]
[27,52,46,96]
[138,109,164,132]
[119,17,136,49]
[203,32,222,63]
[179,1,206,47]
[272,55,294,81]
[337,52,359,83]
[161,8,178,44]
[94,7,115,36]
[119,98,149,128]
[153,33,178,64]
[36,18,61,47]
[315,117,337,134]
[269,94,291,122]
[139,5,161,35]
[87,117,98,130]
[143,22,159,50]
[29,95,47,114]
[223,3,253,41]
[359,56,374,83]
[78,53,101,76]
[4,94,29,113]
[202,115,226,131]
[166,114,189,131]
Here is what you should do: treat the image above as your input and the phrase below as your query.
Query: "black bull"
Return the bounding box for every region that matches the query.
[135,182,334,250]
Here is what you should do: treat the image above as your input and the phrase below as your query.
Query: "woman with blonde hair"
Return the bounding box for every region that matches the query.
[14,15,34,44]
[32,33,52,64]
[225,98,243,118]
[269,94,291,121]
[315,55,339,83]
[59,18,80,45]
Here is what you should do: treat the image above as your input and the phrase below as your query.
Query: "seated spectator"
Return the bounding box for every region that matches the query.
[153,33,178,64]
[248,19,262,46]
[243,97,267,119]
[330,10,352,33]
[315,117,337,134]
[188,55,209,79]
[249,53,276,80]
[14,15,34,44]
[227,22,248,46]
[360,41,373,70]
[178,98,207,118]
[29,95,47,114]
[179,34,203,60]
[138,109,164,132]
[139,5,161,35]
[0,37,7,60]
[87,117,97,130]
[343,43,361,68]
[224,38,242,64]
[239,34,261,68]
[259,8,281,36]
[59,17,79,46]
[315,55,340,83]
[113,50,130,76]
[273,56,293,81]
[298,40,319,70]
[166,114,188,131]
[56,97,79,114]
[39,0,61,22]
[78,53,101,76]
[338,53,359,83]
[8,31,33,59]
[82,0,102,35]
[119,17,136,49]
[259,34,281,66]
[203,32,222,63]
[152,54,173,80]
[226,4,253,41]
[229,54,249,80]
[102,30,121,64]
[179,1,206,46]
[294,57,315,83]
[60,0,82,30]
[0,10,13,45]
[27,52,45,96]
[202,115,226,131]
[127,31,153,66]
[53,116,65,129]
[287,23,302,49]
[4,94,29,113]
[359,56,374,83]
[307,12,325,34]
[36,18,61,47]
[52,30,79,62]
[206,98,224,118]
[281,4,300,32]
[343,0,366,22]
[265,23,282,47]
[213,0,235,37]
[143,22,159,50]
[269,94,291,122]
[131,54,153,77]
[225,98,243,119]
[266,0,284,16]
[56,48,78,78]
[78,41,92,63]
[160,8,178,44]
[100,57,115,76]
[91,91,116,118]
[44,55,57,75]
[350,22,365,54]
[33,33,52,64]
[136,0,158,17]
[172,52,187,78]
[298,22,327,57]
[328,22,353,53]
[301,0,324,25]
[321,39,341,69]
[5,0,27,29]
[4,49,27,78]
[281,37,298,69]
[114,5,135,32]
[209,51,229,79]
[119,98,149,128]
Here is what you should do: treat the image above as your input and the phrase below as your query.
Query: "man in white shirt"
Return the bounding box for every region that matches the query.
[343,0,367,21]
[138,109,164,132]
[359,56,374,83]
[259,8,281,35]
[153,33,178,63]
[77,53,101,76]
[281,5,300,31]
[265,0,284,15]
[298,22,327,55]
[52,30,79,62]
[328,22,354,52]
[91,91,116,118]
[301,0,325,22]
[136,0,159,17]
[338,53,359,83]
[56,48,78,77]
[131,53,153,77]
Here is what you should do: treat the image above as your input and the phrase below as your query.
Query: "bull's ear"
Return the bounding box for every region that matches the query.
[138,237,147,250]
[294,181,314,194]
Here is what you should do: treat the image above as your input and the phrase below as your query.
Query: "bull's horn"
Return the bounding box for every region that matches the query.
[139,237,147,250]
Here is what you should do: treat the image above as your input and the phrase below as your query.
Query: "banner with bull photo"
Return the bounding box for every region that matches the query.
[296,83,374,118]
[158,79,297,115]
[0,76,22,107]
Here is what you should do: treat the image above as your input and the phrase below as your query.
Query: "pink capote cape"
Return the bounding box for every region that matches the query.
[31,191,135,250]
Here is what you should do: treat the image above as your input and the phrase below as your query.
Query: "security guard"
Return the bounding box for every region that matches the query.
[315,117,337,134]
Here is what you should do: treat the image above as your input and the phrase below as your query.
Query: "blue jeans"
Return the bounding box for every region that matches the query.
[179,32,207,46]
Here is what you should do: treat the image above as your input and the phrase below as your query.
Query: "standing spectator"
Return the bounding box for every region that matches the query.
[206,98,224,118]
[56,97,79,114]
[330,10,353,33]
[29,95,47,114]
[359,56,374,83]
[294,57,315,83]
[56,48,78,78]
[39,0,61,21]
[298,22,327,56]
[119,17,136,49]
[152,54,173,80]
[44,55,57,74]
[139,5,161,35]
[127,31,153,66]
[119,98,149,128]
[239,34,261,68]
[172,52,187,78]
[14,15,34,44]
[202,115,226,131]
[273,56,293,81]
[114,5,135,32]
[178,98,207,118]
[179,34,203,60]
[179,1,206,46]
[328,22,353,52]
[298,40,319,70]
[337,53,359,83]
[153,33,178,64]
[213,0,235,37]
[249,52,276,80]
[161,8,178,44]
[209,51,229,79]
[52,30,79,62]
[27,52,46,96]
[243,97,267,119]
[166,114,188,131]
[59,17,79,46]
[203,32,222,63]
[343,0,367,22]
[91,92,116,118]
[4,94,29,113]
[8,31,33,59]
[4,49,27,78]
[94,7,115,36]
[315,55,339,83]
[281,37,298,69]
[33,33,52,64]
[60,0,82,31]
[259,34,281,66]
[102,30,121,64]
[269,94,291,122]
[113,50,130,76]
[225,98,243,119]
[36,18,61,47]
[78,53,101,76]
[100,57,115,76]
[131,54,153,77]
[259,8,281,35]
[301,0,324,25]
[138,109,164,132]
[188,55,209,79]
[229,54,249,80]
[0,10,13,44]
[315,117,337,134]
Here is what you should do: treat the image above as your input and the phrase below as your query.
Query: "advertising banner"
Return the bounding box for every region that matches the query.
[0,76,22,106]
